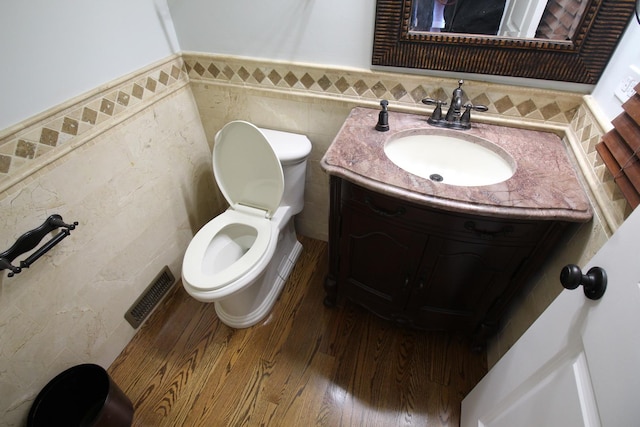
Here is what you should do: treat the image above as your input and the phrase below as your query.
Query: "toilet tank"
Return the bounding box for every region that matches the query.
[259,128,312,215]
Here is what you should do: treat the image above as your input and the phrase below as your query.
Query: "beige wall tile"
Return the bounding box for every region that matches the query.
[0,85,214,425]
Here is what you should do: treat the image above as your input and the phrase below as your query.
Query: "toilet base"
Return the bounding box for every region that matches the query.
[214,221,302,328]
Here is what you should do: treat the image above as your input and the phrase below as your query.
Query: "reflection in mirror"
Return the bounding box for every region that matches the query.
[411,0,506,35]
[373,0,637,83]
[410,0,589,40]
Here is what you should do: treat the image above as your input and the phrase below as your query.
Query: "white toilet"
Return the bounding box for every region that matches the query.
[181,120,312,328]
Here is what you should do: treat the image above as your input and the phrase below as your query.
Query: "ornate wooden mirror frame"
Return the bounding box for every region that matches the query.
[372,0,636,84]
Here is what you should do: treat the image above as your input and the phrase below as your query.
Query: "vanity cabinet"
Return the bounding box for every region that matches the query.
[324,177,571,347]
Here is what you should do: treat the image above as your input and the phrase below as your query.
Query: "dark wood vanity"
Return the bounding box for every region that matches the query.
[321,107,593,349]
[324,176,572,348]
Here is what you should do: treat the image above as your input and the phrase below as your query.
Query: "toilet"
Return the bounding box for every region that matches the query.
[181,120,312,328]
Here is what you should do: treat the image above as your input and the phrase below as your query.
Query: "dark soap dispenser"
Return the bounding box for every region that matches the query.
[375,100,390,132]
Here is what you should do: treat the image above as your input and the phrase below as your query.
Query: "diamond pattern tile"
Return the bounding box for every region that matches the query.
[131,84,144,100]
[171,66,181,80]
[371,82,387,98]
[540,102,562,120]
[517,100,537,116]
[284,72,298,87]
[354,80,368,96]
[410,86,428,103]
[100,99,115,116]
[16,140,36,159]
[317,75,332,91]
[193,62,205,76]
[40,128,58,146]
[117,91,130,107]
[390,84,407,100]
[61,117,79,135]
[145,77,157,93]
[333,77,348,93]
[268,70,282,85]
[207,63,220,78]
[494,96,515,114]
[0,155,10,173]
[159,71,170,86]
[252,68,266,83]
[240,67,252,81]
[223,66,235,80]
[301,73,315,89]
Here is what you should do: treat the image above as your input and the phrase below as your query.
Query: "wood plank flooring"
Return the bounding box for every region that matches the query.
[108,237,487,426]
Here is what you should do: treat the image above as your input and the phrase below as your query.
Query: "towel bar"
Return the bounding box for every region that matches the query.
[0,214,78,277]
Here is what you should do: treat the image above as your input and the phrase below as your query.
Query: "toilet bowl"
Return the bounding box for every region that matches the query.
[182,121,311,328]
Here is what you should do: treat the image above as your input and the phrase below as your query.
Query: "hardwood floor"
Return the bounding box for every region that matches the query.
[108,237,487,426]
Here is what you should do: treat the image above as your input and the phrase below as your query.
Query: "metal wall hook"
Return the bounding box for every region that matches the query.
[560,264,607,300]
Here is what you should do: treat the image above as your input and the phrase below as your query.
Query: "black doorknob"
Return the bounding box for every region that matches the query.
[560,264,607,300]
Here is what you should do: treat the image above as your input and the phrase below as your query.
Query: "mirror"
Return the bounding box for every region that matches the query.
[373,0,637,84]
[410,0,586,39]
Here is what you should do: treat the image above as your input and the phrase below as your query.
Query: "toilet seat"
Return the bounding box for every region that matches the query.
[183,209,273,291]
[213,121,284,219]
[183,121,286,293]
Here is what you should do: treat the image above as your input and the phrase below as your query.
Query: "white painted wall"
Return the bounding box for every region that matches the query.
[0,0,179,130]
[592,19,640,122]
[167,0,375,69]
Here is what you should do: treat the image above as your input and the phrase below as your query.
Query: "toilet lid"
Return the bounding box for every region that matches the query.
[213,121,284,218]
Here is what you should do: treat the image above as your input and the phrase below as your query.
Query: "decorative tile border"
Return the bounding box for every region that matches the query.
[183,53,584,126]
[0,55,189,192]
[569,102,631,230]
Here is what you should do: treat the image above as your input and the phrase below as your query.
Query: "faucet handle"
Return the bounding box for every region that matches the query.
[465,102,488,112]
[421,98,447,106]
[460,103,489,127]
[422,98,447,122]
[462,103,489,114]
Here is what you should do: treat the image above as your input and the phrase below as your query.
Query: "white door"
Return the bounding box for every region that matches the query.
[461,207,640,426]
[499,0,548,38]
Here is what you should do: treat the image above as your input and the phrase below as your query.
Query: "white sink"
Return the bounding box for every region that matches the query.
[384,132,515,186]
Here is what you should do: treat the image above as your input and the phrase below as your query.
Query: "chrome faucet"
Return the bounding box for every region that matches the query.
[422,80,488,130]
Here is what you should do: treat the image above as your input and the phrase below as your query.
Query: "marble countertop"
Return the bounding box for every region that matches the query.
[321,107,592,222]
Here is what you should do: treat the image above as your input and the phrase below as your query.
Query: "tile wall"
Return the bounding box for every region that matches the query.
[0,56,218,425]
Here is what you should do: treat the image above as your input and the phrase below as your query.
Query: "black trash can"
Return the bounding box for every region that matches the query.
[27,363,134,427]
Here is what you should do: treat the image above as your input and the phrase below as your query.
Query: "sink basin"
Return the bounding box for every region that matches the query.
[384,132,515,186]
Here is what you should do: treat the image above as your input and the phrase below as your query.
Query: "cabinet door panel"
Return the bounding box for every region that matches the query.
[328,178,569,345]
[338,205,424,318]
[407,236,532,332]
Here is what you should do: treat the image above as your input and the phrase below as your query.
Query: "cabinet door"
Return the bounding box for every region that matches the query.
[338,204,425,323]
[406,235,532,333]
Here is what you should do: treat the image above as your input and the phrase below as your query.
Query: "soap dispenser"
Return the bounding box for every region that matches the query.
[375,100,390,132]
